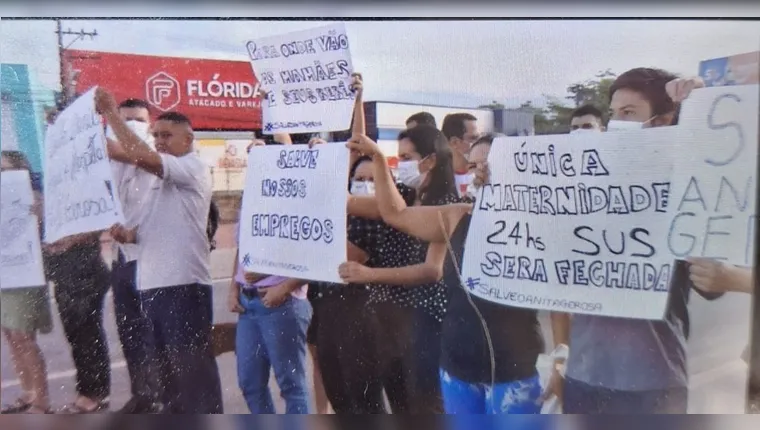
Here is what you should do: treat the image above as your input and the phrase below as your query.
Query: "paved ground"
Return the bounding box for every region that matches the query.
[1,223,756,414]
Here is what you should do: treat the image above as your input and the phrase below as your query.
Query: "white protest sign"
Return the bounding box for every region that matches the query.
[245,23,355,135]
[666,85,759,266]
[238,144,349,283]
[43,87,124,243]
[462,130,680,320]
[1,170,46,289]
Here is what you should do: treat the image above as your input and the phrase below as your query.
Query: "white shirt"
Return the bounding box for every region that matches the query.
[454,173,473,199]
[136,152,212,290]
[111,160,157,262]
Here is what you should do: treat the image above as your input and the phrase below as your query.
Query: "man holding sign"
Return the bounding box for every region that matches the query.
[562,68,721,415]
[96,88,223,414]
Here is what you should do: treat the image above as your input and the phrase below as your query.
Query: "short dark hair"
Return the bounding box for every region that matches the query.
[470,133,499,151]
[118,98,151,110]
[156,111,192,127]
[609,67,680,121]
[397,125,457,205]
[406,111,437,128]
[441,113,477,140]
[571,104,604,121]
[1,150,32,171]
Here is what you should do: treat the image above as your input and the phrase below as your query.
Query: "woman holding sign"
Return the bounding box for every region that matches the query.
[343,133,567,417]
[0,151,53,414]
[344,124,461,413]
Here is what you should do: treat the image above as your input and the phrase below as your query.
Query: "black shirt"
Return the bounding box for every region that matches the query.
[309,215,375,300]
[365,183,460,323]
[440,213,545,383]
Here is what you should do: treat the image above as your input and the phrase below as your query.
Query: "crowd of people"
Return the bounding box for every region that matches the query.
[0,64,754,417]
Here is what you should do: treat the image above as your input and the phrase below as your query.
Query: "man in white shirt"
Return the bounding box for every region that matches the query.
[441,113,480,199]
[96,88,223,414]
[106,98,163,414]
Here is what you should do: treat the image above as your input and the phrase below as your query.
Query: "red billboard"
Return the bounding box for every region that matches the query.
[65,49,262,130]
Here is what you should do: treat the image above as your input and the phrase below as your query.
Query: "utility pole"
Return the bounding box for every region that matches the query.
[55,19,98,108]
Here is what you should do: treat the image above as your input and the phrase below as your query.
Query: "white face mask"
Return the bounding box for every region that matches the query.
[350,180,375,196]
[570,128,602,134]
[106,120,155,150]
[606,120,644,132]
[396,160,427,189]
[465,182,480,200]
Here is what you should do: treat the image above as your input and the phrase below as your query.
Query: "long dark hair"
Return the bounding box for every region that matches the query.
[1,150,32,171]
[398,125,457,205]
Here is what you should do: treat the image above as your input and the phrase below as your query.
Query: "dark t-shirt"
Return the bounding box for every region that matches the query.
[309,215,374,300]
[365,183,460,323]
[37,172,107,281]
[440,213,545,383]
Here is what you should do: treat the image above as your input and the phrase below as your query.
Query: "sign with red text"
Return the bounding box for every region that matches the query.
[245,23,355,134]
[65,50,262,130]
[462,129,679,320]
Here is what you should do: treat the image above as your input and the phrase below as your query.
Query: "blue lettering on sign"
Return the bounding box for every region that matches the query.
[276,149,319,169]
[464,277,481,291]
[478,182,670,216]
[250,212,334,244]
[260,178,308,198]
[265,121,323,132]
[553,259,671,292]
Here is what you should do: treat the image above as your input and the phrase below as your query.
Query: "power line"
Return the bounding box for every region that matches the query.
[55,20,98,108]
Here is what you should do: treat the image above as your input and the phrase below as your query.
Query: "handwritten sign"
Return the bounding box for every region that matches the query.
[245,23,355,135]
[666,85,759,266]
[43,87,124,243]
[1,170,45,289]
[238,144,349,283]
[462,130,680,320]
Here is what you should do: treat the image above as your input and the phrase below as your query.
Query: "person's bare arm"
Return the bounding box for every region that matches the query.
[351,73,365,136]
[101,110,163,177]
[369,147,469,243]
[105,138,131,163]
[550,312,571,348]
[273,133,292,145]
[724,266,752,294]
[347,195,382,220]
[367,241,446,286]
[347,241,369,264]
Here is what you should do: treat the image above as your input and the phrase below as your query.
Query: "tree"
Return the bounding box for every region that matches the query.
[520,69,618,135]
[565,69,617,113]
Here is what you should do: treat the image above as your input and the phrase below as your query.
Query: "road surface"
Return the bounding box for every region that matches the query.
[1,225,755,414]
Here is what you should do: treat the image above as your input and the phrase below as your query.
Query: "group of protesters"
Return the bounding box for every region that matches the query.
[0,63,755,417]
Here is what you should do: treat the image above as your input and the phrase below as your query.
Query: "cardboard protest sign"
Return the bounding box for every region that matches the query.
[666,85,759,267]
[43,87,124,243]
[245,23,355,135]
[462,130,680,320]
[1,170,45,289]
[238,144,349,283]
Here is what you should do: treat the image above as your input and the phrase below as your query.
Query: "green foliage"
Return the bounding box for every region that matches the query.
[519,69,618,135]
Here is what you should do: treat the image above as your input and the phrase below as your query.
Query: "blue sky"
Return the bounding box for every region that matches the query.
[2,14,759,109]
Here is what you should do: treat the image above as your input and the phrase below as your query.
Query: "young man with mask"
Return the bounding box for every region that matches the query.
[569,104,605,133]
[441,113,479,199]
[562,68,712,414]
[106,98,163,414]
[96,88,223,414]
